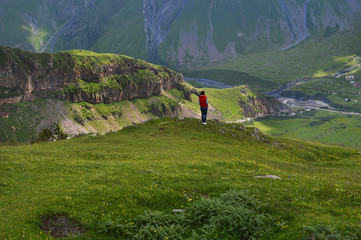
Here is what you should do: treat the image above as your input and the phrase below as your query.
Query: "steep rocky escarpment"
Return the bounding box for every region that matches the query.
[0,46,187,105]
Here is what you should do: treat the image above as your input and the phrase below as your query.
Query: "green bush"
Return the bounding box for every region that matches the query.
[37,128,53,142]
[37,123,68,142]
[98,190,271,239]
[80,103,96,121]
[302,225,360,240]
[147,96,178,117]
[53,123,68,140]
[189,190,267,239]
[169,89,186,100]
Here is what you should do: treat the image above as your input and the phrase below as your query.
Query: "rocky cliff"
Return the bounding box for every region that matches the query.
[239,87,291,118]
[0,46,187,105]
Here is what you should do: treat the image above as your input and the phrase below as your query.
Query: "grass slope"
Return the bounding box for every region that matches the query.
[282,69,361,112]
[0,118,360,239]
[247,109,361,148]
[198,31,361,93]
[1,76,266,142]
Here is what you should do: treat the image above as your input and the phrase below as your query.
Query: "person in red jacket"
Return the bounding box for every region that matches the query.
[199,91,208,124]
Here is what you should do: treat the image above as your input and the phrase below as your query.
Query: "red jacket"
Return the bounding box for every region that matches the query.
[199,95,208,107]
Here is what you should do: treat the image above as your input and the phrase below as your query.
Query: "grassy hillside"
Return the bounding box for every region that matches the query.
[195,31,361,93]
[0,118,360,239]
[280,69,361,113]
[0,85,269,142]
[247,109,361,147]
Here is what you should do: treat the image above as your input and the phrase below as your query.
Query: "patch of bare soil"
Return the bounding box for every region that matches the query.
[41,214,83,238]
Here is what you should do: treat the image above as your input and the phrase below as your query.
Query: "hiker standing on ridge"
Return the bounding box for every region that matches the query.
[199,91,208,124]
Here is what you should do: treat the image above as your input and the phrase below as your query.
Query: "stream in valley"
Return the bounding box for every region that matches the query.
[184,78,233,89]
[186,67,361,116]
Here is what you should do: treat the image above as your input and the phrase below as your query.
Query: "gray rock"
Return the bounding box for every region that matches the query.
[172,209,185,213]
[254,175,281,179]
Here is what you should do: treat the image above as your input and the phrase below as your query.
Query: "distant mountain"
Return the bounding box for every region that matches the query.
[1,0,361,69]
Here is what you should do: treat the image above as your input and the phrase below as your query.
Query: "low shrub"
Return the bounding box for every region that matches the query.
[98,190,271,239]
[302,224,360,240]
[37,123,68,142]
[147,96,178,117]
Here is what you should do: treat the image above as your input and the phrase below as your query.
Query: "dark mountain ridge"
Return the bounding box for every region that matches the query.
[1,0,360,69]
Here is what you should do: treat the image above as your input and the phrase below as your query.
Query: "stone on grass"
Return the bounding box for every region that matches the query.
[172,209,186,213]
[254,175,282,179]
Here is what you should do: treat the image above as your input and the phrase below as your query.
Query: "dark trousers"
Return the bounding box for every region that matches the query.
[201,107,208,122]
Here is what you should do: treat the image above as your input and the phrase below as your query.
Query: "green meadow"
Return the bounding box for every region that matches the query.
[283,75,361,112]
[187,31,361,93]
[247,109,361,148]
[1,118,360,239]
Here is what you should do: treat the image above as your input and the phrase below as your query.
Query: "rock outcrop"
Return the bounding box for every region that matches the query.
[239,87,291,118]
[0,47,187,105]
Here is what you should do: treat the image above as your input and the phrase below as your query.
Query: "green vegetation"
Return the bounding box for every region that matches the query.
[247,109,361,147]
[203,86,249,120]
[37,124,67,142]
[1,83,269,143]
[185,69,278,93]
[99,190,270,239]
[282,74,361,113]
[89,0,148,60]
[147,96,178,117]
[205,32,361,92]
[0,86,20,98]
[0,1,148,57]
[184,80,215,89]
[0,118,360,239]
[302,224,357,240]
[0,46,180,103]
[0,0,51,51]
[0,99,49,142]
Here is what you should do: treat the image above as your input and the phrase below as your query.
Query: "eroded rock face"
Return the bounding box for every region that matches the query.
[239,94,291,118]
[143,0,189,61]
[0,47,186,105]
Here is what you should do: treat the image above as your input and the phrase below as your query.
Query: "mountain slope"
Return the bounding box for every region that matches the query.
[1,0,361,70]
